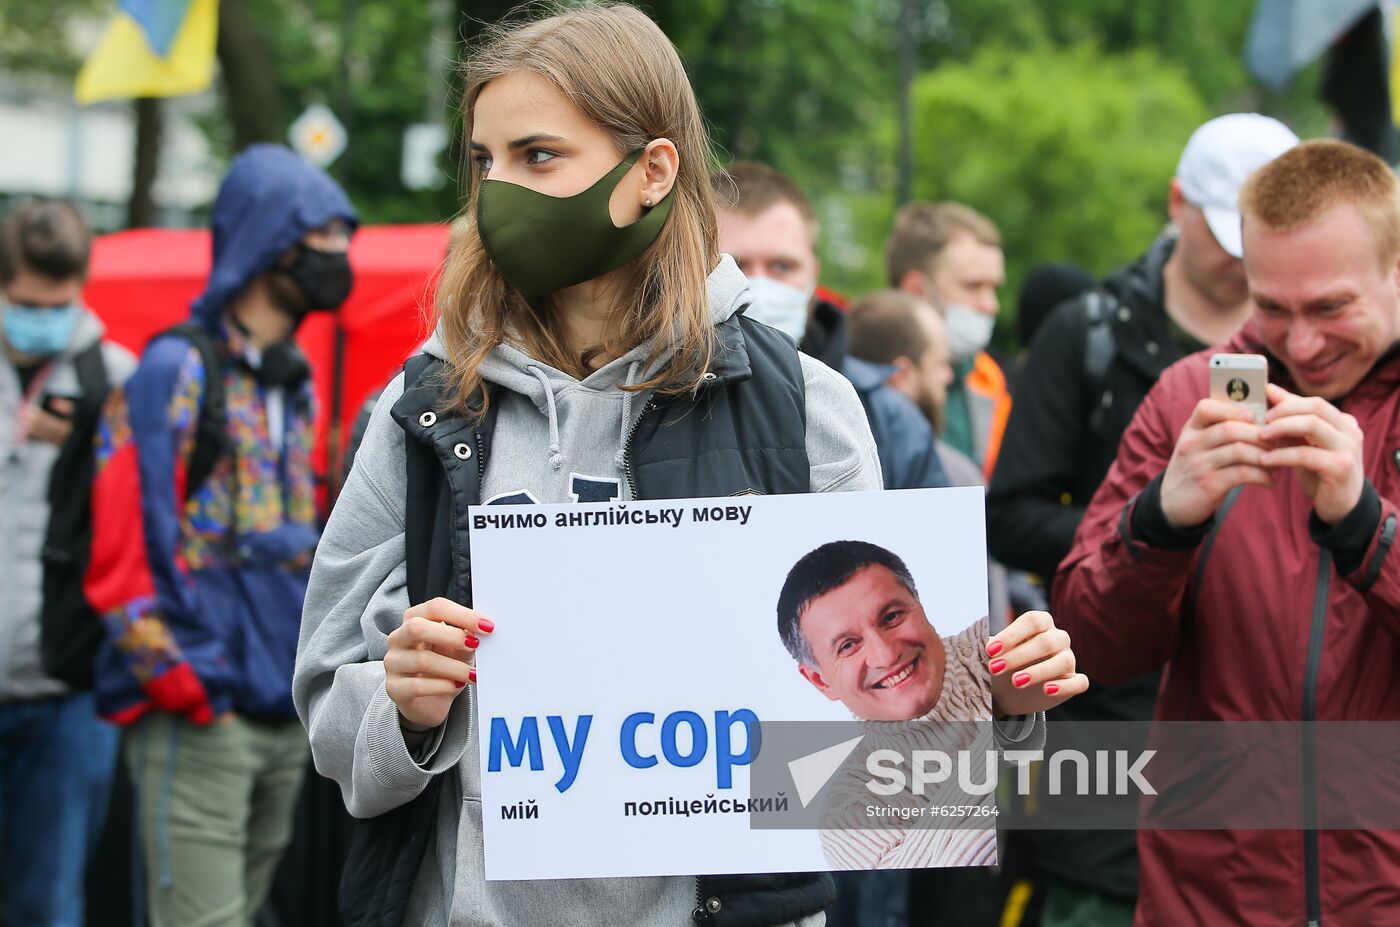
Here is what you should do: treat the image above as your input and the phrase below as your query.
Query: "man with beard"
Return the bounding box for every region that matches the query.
[84,144,357,926]
[845,291,964,474]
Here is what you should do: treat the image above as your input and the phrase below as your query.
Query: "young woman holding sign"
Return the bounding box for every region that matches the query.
[294,4,1086,925]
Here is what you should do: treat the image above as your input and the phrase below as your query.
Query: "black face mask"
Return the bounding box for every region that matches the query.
[276,243,353,314]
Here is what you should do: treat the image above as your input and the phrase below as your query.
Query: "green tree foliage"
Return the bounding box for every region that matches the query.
[653,0,899,175]
[233,0,458,223]
[0,0,103,78]
[902,43,1210,312]
[632,0,1291,306]
[927,0,1255,108]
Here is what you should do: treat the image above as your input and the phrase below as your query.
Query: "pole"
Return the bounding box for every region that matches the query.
[127,98,163,228]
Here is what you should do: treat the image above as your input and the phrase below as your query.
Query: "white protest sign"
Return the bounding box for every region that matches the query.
[469,487,993,881]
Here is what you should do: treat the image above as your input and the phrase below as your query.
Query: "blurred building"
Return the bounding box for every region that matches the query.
[0,73,220,230]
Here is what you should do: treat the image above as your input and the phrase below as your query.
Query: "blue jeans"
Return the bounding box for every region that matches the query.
[0,693,120,927]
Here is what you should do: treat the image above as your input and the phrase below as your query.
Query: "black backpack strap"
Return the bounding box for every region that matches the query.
[38,341,115,688]
[72,340,110,399]
[155,323,229,498]
[1083,291,1119,438]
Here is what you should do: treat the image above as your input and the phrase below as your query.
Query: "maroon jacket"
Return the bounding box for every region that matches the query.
[1054,325,1400,926]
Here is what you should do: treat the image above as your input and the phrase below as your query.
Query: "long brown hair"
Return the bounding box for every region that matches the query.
[436,2,720,414]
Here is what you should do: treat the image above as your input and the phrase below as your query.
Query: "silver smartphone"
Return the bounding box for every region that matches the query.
[1209,353,1268,424]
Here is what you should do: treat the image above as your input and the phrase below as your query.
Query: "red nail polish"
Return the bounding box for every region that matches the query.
[986,640,1003,657]
[477,619,495,634]
[989,659,1007,674]
[1013,672,1032,688]
[465,634,479,649]
[1044,683,1060,696]
[454,681,465,689]
[469,668,477,684]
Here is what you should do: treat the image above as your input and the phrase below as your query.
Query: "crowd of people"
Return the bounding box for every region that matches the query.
[4,2,1400,926]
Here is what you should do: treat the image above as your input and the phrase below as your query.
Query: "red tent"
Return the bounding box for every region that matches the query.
[83,224,451,490]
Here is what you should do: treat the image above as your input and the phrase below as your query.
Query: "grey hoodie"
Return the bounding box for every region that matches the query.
[295,256,878,926]
[0,308,135,701]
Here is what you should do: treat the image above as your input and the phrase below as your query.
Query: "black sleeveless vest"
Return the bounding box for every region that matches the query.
[340,314,833,927]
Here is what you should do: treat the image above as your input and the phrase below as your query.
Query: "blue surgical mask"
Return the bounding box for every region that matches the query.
[2,303,81,358]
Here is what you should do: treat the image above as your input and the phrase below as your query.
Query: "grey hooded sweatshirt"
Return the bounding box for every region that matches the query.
[295,256,878,927]
[1,308,135,701]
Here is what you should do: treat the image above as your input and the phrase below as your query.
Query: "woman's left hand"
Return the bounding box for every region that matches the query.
[987,610,1089,718]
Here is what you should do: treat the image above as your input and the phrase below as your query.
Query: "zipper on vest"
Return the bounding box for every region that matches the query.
[1302,549,1330,927]
[475,431,487,481]
[620,396,702,917]
[622,399,656,500]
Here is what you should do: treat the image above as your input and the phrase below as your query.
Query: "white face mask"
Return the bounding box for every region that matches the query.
[943,303,995,362]
[744,276,813,343]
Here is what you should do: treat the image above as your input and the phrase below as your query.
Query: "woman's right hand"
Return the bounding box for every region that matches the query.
[385,597,495,732]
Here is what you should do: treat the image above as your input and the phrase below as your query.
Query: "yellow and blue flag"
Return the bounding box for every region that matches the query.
[75,0,219,105]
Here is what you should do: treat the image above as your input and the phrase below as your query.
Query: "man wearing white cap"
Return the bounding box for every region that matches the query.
[986,112,1298,927]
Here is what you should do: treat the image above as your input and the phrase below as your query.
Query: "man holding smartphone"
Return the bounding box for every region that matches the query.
[0,199,136,927]
[985,112,1298,926]
[1056,139,1400,924]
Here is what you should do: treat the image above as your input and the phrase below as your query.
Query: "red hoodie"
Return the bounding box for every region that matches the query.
[1054,325,1400,926]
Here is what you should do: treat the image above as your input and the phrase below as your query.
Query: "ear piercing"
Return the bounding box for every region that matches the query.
[644,198,654,207]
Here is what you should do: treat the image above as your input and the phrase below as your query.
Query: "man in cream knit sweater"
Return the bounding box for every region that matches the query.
[776,540,998,869]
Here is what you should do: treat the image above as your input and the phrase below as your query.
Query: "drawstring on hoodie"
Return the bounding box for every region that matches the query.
[525,364,565,470]
[525,358,645,472]
[615,360,642,470]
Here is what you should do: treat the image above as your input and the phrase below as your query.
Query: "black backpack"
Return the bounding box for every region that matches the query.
[39,323,229,686]
[39,342,111,687]
[339,355,448,927]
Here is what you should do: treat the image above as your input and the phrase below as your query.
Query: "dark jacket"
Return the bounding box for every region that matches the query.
[988,231,1186,583]
[1055,326,1400,926]
[800,298,848,371]
[842,356,949,491]
[802,297,948,491]
[985,231,1187,901]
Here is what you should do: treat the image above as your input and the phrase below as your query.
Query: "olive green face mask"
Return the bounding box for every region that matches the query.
[477,149,674,299]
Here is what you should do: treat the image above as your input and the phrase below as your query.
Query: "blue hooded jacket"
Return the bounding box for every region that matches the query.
[87,145,357,724]
[841,355,949,491]
[192,144,358,326]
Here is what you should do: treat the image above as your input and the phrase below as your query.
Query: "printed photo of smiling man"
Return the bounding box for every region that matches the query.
[777,539,997,870]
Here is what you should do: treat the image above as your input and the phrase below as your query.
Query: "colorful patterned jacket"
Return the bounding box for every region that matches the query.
[85,322,319,723]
